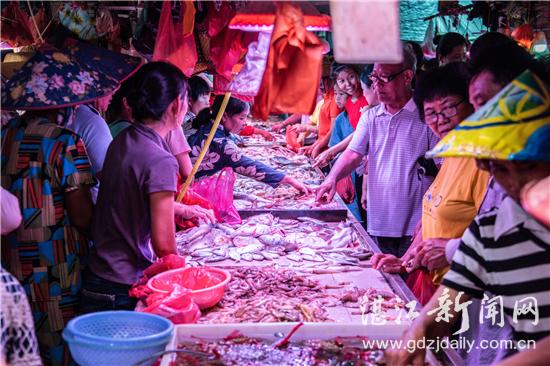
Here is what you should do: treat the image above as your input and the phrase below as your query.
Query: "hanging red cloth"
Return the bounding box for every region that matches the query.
[153,0,197,77]
[1,1,42,47]
[205,2,257,81]
[252,3,324,120]
[213,74,255,103]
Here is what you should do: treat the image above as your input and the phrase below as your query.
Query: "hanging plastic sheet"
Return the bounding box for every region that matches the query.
[227,31,271,96]
[153,0,197,77]
[206,1,257,81]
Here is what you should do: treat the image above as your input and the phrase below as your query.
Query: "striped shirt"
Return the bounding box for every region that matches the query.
[348,99,439,237]
[443,197,550,342]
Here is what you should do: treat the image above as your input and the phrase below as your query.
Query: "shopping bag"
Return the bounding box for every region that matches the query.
[140,284,201,324]
[406,269,438,306]
[336,175,355,204]
[189,168,242,225]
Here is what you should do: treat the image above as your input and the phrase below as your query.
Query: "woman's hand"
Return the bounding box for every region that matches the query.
[290,124,316,134]
[406,238,450,272]
[174,203,216,224]
[300,144,315,157]
[370,253,405,273]
[310,143,324,159]
[271,123,284,133]
[313,149,335,168]
[281,176,312,194]
[258,129,275,141]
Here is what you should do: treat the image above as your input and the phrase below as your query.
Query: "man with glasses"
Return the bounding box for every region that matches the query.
[316,44,439,258]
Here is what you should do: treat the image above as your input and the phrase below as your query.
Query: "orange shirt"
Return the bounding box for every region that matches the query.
[318,93,343,140]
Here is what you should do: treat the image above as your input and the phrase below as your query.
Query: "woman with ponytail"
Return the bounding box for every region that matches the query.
[188,95,310,192]
[81,62,215,312]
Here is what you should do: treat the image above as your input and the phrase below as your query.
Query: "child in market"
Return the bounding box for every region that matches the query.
[185,75,274,142]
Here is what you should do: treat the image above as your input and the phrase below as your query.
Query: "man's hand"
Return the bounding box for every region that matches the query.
[311,143,324,159]
[259,130,275,141]
[315,177,337,204]
[361,174,368,210]
[300,144,315,157]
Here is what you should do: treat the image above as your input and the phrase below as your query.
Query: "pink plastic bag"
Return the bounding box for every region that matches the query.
[141,284,201,324]
[191,168,242,225]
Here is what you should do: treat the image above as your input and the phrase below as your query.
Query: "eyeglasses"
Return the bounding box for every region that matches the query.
[424,99,465,125]
[368,69,407,84]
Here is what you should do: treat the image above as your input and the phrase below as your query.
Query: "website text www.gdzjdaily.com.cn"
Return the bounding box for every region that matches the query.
[361,336,536,354]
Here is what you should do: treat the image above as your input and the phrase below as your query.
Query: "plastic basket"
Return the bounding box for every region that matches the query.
[147,267,231,309]
[63,311,173,366]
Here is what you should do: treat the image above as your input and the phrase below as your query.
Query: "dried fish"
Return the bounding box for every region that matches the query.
[258,234,284,247]
[177,214,371,265]
[241,253,254,262]
[286,253,303,262]
[252,253,265,261]
[200,267,334,324]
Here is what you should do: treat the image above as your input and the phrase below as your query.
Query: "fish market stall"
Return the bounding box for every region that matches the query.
[160,118,452,365]
[174,213,412,325]
[232,124,348,215]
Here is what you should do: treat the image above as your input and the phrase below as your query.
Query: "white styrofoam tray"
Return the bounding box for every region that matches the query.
[160,322,415,366]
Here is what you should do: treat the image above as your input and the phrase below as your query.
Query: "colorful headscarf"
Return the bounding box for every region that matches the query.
[426,69,550,162]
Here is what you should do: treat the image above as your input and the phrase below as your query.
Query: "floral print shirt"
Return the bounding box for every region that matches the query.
[188,122,285,187]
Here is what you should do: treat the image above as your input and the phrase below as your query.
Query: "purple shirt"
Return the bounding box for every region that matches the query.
[348,99,440,237]
[90,123,178,285]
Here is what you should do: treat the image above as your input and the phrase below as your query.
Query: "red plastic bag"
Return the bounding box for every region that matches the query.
[129,255,186,300]
[406,269,438,306]
[141,284,201,324]
[190,168,242,225]
[153,1,197,77]
[336,175,355,204]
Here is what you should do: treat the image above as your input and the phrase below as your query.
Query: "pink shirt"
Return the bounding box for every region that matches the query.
[165,127,191,156]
